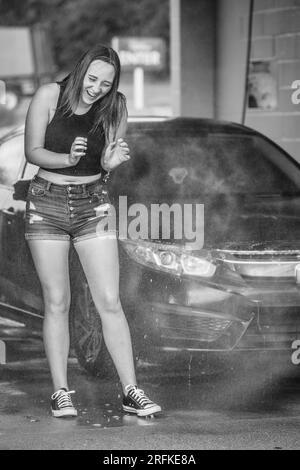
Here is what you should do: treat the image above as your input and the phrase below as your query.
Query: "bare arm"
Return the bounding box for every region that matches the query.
[101,110,130,172]
[25,84,74,168]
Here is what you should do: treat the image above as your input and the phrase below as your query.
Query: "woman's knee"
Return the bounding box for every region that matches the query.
[43,290,71,315]
[96,293,122,316]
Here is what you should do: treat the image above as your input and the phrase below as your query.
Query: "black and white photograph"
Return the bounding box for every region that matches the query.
[0,0,299,453]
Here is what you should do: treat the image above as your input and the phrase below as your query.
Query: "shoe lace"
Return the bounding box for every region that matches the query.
[128,387,153,406]
[52,389,75,409]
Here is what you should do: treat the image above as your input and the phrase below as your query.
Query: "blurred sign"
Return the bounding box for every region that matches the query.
[248,61,277,110]
[112,37,166,72]
[0,25,56,78]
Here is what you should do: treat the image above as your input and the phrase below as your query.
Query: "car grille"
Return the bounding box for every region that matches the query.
[148,301,250,346]
[237,305,300,349]
[158,313,232,342]
[215,248,300,279]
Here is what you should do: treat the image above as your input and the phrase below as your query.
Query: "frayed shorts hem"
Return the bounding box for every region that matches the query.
[25,232,118,243]
[73,231,118,245]
[25,233,70,241]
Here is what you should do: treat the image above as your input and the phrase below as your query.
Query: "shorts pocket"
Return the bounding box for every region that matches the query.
[29,184,47,197]
[88,186,109,204]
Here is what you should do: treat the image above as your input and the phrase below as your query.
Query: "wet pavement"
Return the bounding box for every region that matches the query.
[0,317,300,450]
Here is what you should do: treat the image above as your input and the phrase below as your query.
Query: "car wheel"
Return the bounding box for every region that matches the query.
[69,276,116,378]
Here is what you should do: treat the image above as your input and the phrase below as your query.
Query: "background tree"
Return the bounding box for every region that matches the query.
[0,0,169,71]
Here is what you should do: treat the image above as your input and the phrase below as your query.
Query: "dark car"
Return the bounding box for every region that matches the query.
[0,117,300,375]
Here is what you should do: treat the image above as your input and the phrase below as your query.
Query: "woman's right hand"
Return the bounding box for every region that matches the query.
[68,137,87,166]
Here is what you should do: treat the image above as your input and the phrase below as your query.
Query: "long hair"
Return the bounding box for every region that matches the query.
[58,44,127,140]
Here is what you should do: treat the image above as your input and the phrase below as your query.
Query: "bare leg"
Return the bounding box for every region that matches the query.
[74,237,136,391]
[27,239,71,392]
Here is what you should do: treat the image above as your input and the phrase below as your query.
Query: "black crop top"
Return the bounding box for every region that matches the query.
[43,83,106,176]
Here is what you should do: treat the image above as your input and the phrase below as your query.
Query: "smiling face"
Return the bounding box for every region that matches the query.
[80,59,116,107]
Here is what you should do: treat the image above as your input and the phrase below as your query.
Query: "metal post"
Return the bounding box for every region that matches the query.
[133,67,144,111]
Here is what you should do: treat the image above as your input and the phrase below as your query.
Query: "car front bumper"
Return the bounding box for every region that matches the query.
[121,260,300,352]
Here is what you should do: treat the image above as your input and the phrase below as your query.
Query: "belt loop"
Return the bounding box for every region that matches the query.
[82,183,87,195]
[46,181,52,191]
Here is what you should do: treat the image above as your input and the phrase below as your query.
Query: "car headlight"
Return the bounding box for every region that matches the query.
[121,240,216,278]
[181,254,216,277]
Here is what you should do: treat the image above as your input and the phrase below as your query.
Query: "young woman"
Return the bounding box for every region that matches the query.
[24,44,161,418]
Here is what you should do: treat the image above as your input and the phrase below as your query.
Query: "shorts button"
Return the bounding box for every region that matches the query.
[70,207,74,211]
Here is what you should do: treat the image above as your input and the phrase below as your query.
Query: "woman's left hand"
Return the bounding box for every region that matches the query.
[103,138,130,171]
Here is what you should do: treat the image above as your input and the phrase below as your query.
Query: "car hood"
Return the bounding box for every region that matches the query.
[112,190,300,250]
[201,192,300,247]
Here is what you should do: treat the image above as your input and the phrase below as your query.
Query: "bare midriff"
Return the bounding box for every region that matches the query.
[37,168,102,185]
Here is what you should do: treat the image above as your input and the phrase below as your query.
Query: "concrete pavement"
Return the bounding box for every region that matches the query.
[0,353,300,450]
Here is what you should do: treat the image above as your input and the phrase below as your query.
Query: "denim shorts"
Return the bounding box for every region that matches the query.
[25,175,117,244]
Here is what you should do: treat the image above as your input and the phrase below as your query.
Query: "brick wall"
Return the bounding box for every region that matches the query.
[245,0,300,162]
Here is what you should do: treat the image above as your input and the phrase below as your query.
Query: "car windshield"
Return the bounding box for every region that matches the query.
[122,129,300,199]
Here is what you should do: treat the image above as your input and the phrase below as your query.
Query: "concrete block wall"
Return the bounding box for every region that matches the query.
[245,0,300,162]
